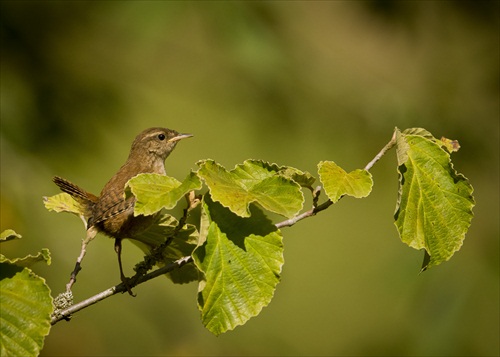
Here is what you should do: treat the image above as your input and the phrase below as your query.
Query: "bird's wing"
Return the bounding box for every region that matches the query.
[89,192,136,227]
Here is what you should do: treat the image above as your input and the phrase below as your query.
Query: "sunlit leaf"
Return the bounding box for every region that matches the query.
[0,249,51,268]
[401,127,461,154]
[43,193,86,216]
[193,195,284,335]
[126,171,202,216]
[260,162,316,189]
[0,265,53,357]
[0,230,21,243]
[402,127,434,139]
[0,230,52,267]
[0,234,53,357]
[197,159,303,218]
[318,161,373,203]
[394,129,475,270]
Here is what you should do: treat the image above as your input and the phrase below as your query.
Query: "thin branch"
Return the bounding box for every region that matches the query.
[51,256,193,325]
[275,199,332,229]
[364,130,397,171]
[66,226,97,292]
[276,185,331,228]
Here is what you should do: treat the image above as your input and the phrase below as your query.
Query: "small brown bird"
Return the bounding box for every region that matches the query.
[53,127,192,293]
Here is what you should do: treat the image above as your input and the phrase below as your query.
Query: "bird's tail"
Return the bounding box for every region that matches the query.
[53,176,99,204]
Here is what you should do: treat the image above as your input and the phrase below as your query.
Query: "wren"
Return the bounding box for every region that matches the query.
[53,127,192,294]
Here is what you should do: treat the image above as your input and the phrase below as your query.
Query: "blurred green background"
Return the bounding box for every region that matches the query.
[1,1,498,356]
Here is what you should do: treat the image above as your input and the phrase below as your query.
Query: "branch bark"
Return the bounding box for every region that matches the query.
[364,130,397,171]
[275,199,332,228]
[51,256,193,325]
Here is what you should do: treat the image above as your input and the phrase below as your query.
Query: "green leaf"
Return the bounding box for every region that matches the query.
[394,129,475,270]
[0,230,52,267]
[0,230,21,243]
[261,162,316,189]
[318,161,373,203]
[126,171,202,216]
[197,159,304,218]
[193,194,284,335]
[0,234,53,357]
[43,192,87,225]
[0,249,51,268]
[402,127,435,139]
[400,127,461,154]
[0,232,53,356]
[0,264,53,357]
[130,214,200,284]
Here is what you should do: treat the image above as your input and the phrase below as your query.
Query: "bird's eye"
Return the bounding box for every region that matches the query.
[158,134,166,141]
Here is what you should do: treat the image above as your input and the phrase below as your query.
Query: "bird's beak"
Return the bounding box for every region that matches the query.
[169,133,193,143]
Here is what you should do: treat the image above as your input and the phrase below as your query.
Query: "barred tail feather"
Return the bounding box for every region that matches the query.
[53,176,99,204]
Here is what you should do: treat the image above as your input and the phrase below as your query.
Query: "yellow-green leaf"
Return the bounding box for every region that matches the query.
[0,230,21,242]
[394,129,475,270]
[126,171,202,216]
[197,159,303,218]
[0,249,51,268]
[43,193,86,217]
[193,195,284,335]
[0,264,53,357]
[318,161,373,203]
[1,234,53,357]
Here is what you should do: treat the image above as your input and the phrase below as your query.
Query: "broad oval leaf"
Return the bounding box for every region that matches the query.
[193,195,284,335]
[197,159,303,218]
[318,161,373,203]
[0,264,53,357]
[394,131,475,270]
[126,171,202,216]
